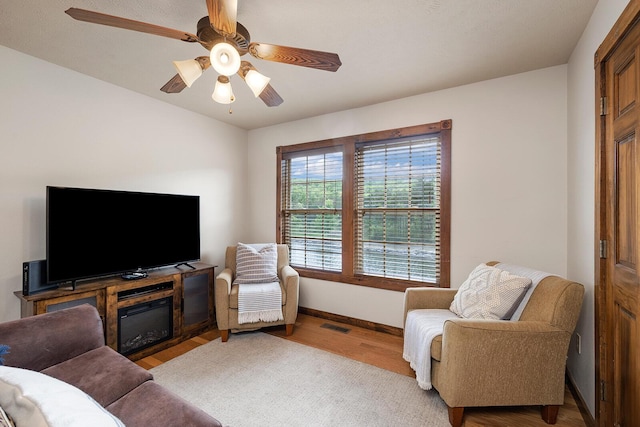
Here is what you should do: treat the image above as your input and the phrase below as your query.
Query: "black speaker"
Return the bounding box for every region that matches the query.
[22,260,58,295]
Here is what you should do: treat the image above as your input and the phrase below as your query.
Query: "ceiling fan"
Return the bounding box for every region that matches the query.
[65,0,342,108]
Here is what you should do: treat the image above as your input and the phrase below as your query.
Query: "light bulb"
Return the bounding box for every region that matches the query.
[212,76,235,104]
[245,69,271,97]
[210,42,241,76]
[172,59,203,87]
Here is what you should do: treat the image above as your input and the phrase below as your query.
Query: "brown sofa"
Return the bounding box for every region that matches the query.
[403,262,584,427]
[0,304,222,427]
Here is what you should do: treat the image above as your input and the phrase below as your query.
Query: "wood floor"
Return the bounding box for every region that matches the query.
[137,314,591,427]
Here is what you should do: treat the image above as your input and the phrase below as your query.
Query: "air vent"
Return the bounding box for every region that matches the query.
[320,323,350,334]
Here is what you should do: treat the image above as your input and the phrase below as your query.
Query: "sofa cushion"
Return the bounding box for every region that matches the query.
[106,380,222,427]
[0,366,124,427]
[233,242,279,284]
[42,346,152,408]
[450,263,531,320]
[0,305,104,372]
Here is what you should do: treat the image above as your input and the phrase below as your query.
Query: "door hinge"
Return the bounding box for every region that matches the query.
[600,380,606,401]
[599,240,607,259]
[600,97,607,116]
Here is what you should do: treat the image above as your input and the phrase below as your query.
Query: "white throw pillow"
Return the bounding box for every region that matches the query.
[0,366,124,427]
[450,263,532,320]
[234,242,279,284]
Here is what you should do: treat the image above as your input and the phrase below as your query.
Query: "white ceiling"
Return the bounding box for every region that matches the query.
[0,0,597,130]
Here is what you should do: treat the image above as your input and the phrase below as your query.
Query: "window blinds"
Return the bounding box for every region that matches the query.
[354,135,441,282]
[280,150,343,272]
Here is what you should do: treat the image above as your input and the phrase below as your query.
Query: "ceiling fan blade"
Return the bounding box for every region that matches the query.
[259,84,284,107]
[161,57,211,93]
[65,8,199,43]
[237,61,283,107]
[160,74,187,93]
[249,43,342,72]
[206,0,237,36]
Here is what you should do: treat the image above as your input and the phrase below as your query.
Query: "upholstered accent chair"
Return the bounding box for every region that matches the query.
[215,244,299,342]
[403,262,584,427]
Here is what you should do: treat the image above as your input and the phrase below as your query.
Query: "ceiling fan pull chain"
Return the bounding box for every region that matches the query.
[229,71,233,114]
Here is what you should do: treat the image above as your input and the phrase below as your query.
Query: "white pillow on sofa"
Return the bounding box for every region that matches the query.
[450,263,532,320]
[234,242,279,284]
[0,366,124,427]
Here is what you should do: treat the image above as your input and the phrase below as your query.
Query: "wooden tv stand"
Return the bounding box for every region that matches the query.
[14,262,215,360]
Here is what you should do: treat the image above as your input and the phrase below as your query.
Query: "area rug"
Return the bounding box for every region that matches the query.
[150,332,449,427]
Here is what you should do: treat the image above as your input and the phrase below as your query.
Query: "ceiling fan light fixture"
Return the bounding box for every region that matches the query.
[245,69,271,97]
[210,42,241,76]
[172,59,203,87]
[212,75,235,104]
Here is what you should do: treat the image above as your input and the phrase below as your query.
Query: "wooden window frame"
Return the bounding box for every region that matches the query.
[276,120,451,291]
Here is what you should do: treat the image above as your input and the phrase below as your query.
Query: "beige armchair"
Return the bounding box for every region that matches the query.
[403,262,584,427]
[215,244,299,342]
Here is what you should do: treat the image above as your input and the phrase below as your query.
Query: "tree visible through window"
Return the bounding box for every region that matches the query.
[277,120,451,291]
[285,149,343,271]
[356,135,441,283]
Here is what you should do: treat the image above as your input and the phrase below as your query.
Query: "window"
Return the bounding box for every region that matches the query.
[277,120,451,291]
[355,135,441,283]
[280,148,343,272]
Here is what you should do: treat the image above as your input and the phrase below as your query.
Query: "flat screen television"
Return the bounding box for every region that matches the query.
[46,186,200,284]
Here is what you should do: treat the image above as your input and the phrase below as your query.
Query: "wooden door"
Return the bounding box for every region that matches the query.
[596,2,640,426]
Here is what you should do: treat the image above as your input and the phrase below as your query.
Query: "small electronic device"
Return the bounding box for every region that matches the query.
[23,259,58,295]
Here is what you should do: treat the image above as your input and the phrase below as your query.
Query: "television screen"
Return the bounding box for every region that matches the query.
[46,186,200,283]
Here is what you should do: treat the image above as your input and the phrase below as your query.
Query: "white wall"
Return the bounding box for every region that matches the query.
[2,0,624,413]
[247,65,568,328]
[566,0,629,418]
[0,46,249,322]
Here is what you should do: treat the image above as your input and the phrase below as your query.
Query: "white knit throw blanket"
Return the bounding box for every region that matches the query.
[403,309,459,390]
[237,282,284,324]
